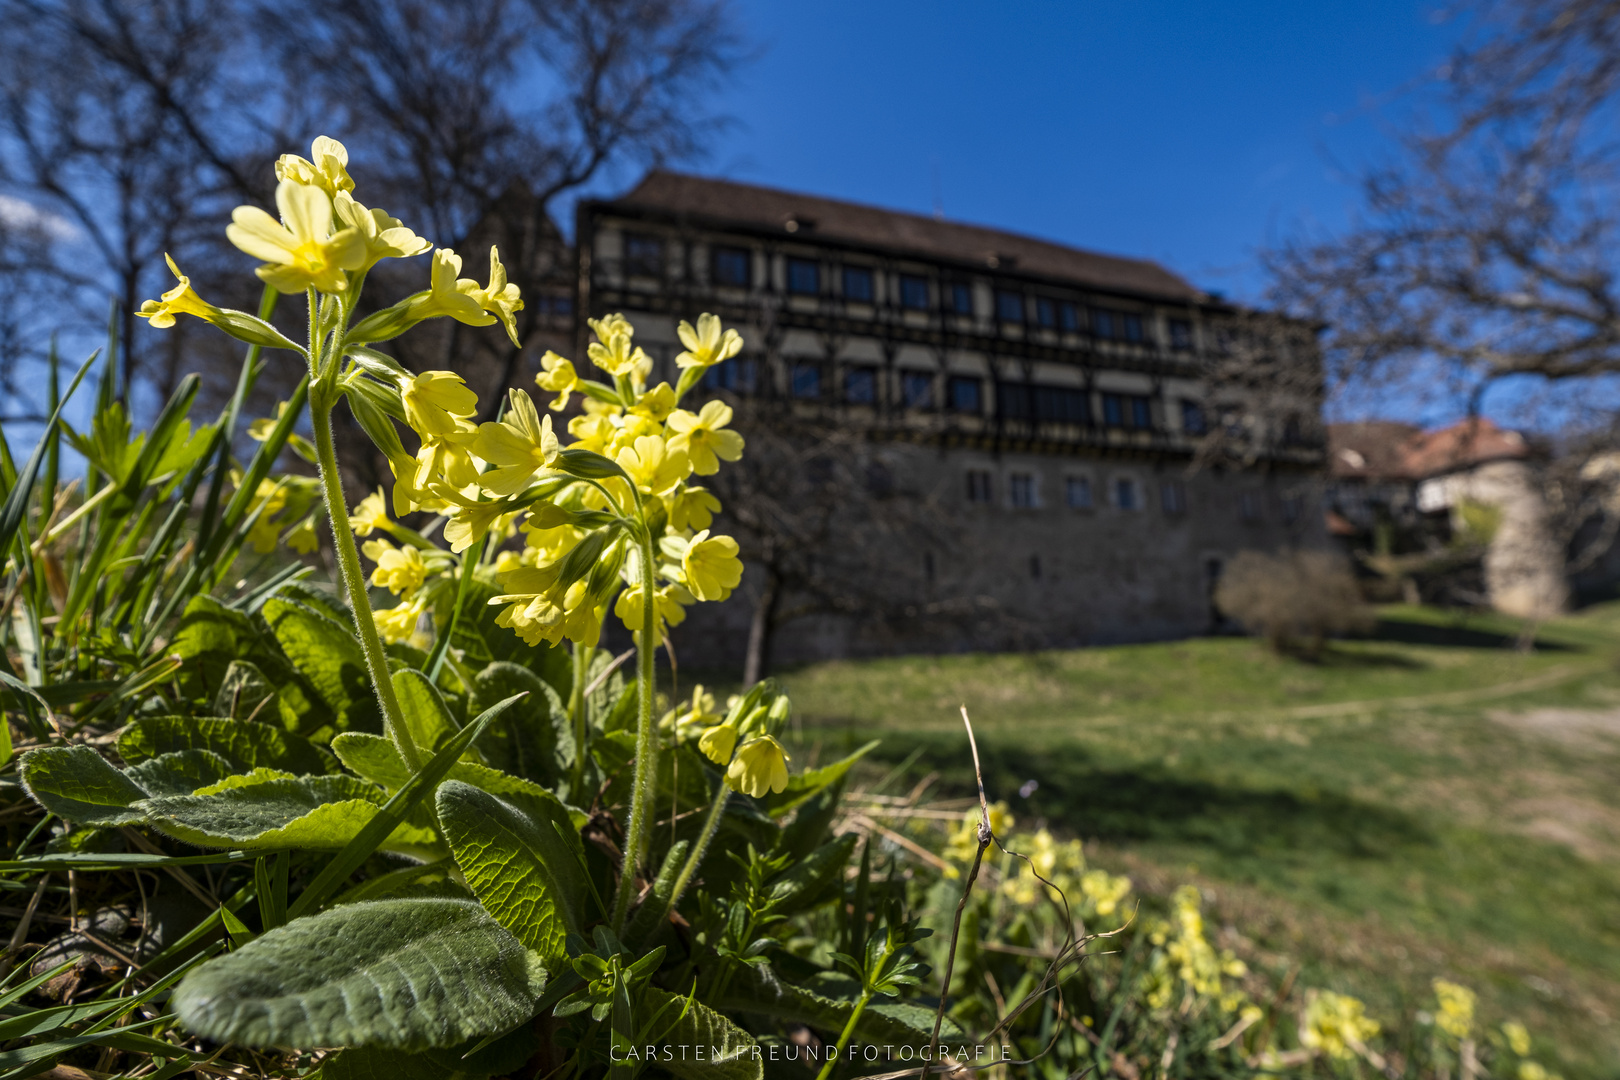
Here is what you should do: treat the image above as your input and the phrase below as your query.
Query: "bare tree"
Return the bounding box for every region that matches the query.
[1188,308,1326,473]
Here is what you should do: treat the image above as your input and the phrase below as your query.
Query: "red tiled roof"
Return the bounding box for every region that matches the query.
[601,170,1203,302]
[1327,421,1422,479]
[1327,418,1528,481]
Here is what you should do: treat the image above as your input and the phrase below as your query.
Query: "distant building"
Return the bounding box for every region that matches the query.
[573,172,1327,664]
[1326,417,1567,617]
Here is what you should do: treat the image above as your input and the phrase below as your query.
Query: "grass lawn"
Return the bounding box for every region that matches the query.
[772,604,1620,1078]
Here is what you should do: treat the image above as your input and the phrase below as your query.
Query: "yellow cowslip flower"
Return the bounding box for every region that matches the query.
[613,582,691,637]
[1433,979,1475,1040]
[675,313,743,369]
[1300,991,1379,1061]
[1518,1064,1558,1080]
[363,539,428,595]
[726,735,789,797]
[137,255,224,329]
[405,248,496,328]
[536,351,580,410]
[374,596,427,646]
[587,328,649,379]
[489,570,600,648]
[227,180,365,294]
[437,486,511,554]
[284,516,319,554]
[275,135,354,197]
[523,517,584,564]
[629,383,676,422]
[244,480,288,554]
[1080,869,1132,916]
[668,484,721,532]
[681,529,742,601]
[586,313,631,342]
[350,489,391,536]
[616,435,689,497]
[402,371,478,437]
[471,389,558,497]
[567,408,619,455]
[333,191,430,270]
[666,400,745,475]
[493,548,527,574]
[665,684,722,740]
[465,246,524,348]
[699,722,739,765]
[1502,1021,1531,1057]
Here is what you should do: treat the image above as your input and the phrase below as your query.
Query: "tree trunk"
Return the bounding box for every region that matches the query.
[743,568,780,687]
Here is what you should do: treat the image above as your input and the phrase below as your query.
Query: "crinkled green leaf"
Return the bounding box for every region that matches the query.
[332,731,412,790]
[469,661,565,785]
[124,748,234,797]
[172,898,544,1050]
[20,745,147,826]
[262,596,380,736]
[335,732,584,828]
[769,833,858,916]
[393,669,462,759]
[646,988,762,1080]
[119,716,336,775]
[138,775,430,851]
[214,659,278,721]
[436,780,583,967]
[170,596,314,721]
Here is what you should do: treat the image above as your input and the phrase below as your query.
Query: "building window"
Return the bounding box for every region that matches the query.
[966,470,993,503]
[1169,318,1193,350]
[1092,308,1116,339]
[1181,400,1207,435]
[1035,385,1089,425]
[1160,480,1187,515]
[1114,478,1138,510]
[713,246,751,287]
[1059,302,1079,331]
[899,275,929,310]
[1240,491,1262,522]
[948,375,982,413]
[549,294,573,315]
[1102,393,1153,430]
[998,382,1033,421]
[1029,554,1042,580]
[1009,472,1037,508]
[624,233,663,276]
[950,283,974,314]
[1035,297,1057,328]
[996,290,1025,323]
[1065,476,1093,509]
[844,367,877,404]
[700,357,758,395]
[902,371,934,409]
[1122,313,1144,342]
[843,266,874,302]
[787,257,820,295]
[790,363,822,399]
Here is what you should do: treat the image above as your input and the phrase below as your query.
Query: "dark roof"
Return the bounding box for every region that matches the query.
[1328,418,1529,481]
[600,170,1203,303]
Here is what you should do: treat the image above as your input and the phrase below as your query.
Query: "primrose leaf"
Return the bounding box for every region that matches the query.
[644,988,762,1080]
[119,716,337,776]
[331,731,412,790]
[124,749,234,796]
[262,597,380,735]
[172,898,544,1050]
[214,659,278,721]
[20,746,147,826]
[469,662,565,785]
[393,669,463,759]
[436,780,584,968]
[137,775,431,851]
[768,833,858,917]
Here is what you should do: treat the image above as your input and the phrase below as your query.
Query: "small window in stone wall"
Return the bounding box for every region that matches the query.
[1114,478,1138,510]
[1009,473,1037,508]
[1066,476,1093,509]
[1160,480,1187,515]
[966,470,993,503]
[948,376,982,414]
[902,372,934,409]
[790,363,822,399]
[844,367,877,404]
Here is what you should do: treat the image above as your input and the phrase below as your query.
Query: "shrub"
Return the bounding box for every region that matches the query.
[1215,549,1373,656]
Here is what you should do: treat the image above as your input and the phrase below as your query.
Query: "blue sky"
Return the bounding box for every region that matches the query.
[668,0,1466,306]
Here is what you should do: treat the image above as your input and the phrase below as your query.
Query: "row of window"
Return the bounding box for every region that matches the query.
[621,233,1195,348]
[967,470,1183,513]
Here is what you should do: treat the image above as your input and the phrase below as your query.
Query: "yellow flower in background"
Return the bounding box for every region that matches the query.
[587,313,631,343]
[699,721,739,765]
[1502,1021,1531,1058]
[137,255,225,329]
[374,597,427,646]
[437,486,510,554]
[1080,869,1132,916]
[613,581,691,637]
[350,489,391,536]
[363,539,428,595]
[1301,991,1380,1061]
[333,191,430,270]
[668,485,721,531]
[467,246,524,347]
[681,529,742,601]
[667,684,722,739]
[244,480,289,554]
[629,382,677,422]
[227,180,365,294]
[284,516,319,554]
[1433,979,1475,1040]
[274,135,354,197]
[616,435,689,496]
[675,313,743,369]
[727,735,789,797]
[588,326,648,379]
[472,389,558,497]
[666,399,744,475]
[402,371,478,437]
[1518,1063,1559,1080]
[407,248,495,328]
[567,407,618,455]
[536,351,581,409]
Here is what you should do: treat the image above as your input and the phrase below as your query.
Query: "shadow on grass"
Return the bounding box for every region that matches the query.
[843,732,1431,861]
[1366,618,1574,651]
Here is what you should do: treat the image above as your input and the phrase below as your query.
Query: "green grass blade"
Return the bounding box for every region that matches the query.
[0,350,96,563]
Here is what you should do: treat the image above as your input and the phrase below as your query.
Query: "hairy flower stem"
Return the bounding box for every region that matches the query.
[815,990,871,1080]
[611,522,660,931]
[648,771,729,932]
[569,641,589,797]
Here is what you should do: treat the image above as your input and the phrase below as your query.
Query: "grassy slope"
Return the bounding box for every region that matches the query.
[775,604,1620,1078]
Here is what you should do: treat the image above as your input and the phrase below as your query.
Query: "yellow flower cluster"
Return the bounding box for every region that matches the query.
[236,474,322,556]
[986,824,1133,925]
[662,681,791,797]
[1300,990,1381,1060]
[1142,886,1248,1015]
[1433,978,1476,1040]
